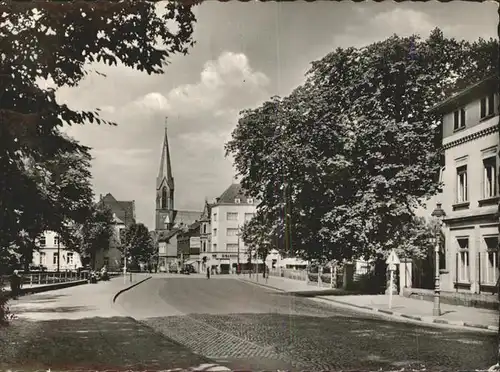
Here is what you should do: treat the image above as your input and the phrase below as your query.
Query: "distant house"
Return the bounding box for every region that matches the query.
[33,230,83,271]
[177,221,202,272]
[207,183,257,274]
[92,193,136,271]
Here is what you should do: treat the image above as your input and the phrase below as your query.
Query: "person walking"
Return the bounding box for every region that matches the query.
[206,266,210,279]
[9,270,21,299]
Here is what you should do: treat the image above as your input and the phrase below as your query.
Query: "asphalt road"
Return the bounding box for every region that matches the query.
[115,276,497,371]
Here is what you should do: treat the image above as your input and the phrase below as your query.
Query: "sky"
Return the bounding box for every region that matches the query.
[56,1,497,230]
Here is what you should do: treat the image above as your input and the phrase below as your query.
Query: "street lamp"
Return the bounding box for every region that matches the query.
[431,202,446,317]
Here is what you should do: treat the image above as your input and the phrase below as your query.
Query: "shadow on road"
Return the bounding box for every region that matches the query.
[0,316,211,371]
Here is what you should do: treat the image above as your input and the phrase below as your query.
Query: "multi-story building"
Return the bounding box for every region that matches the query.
[33,231,83,271]
[199,200,212,268]
[207,183,257,273]
[177,221,202,272]
[430,75,499,294]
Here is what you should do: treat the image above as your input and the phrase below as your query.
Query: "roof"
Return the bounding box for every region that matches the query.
[199,200,212,221]
[99,193,135,225]
[157,228,181,243]
[173,210,202,226]
[157,123,174,190]
[429,74,499,115]
[215,183,254,205]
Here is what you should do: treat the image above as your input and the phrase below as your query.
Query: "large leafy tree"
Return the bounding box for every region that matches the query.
[80,206,115,270]
[121,222,155,269]
[0,1,199,263]
[226,29,497,264]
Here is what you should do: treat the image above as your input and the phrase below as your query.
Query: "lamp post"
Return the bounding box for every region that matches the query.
[431,202,446,317]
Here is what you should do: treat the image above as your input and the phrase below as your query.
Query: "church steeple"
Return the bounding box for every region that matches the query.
[156,117,175,231]
[157,117,174,191]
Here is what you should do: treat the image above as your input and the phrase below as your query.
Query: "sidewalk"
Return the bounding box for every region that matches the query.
[241,275,499,332]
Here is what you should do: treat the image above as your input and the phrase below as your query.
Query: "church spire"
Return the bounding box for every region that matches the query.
[157,117,174,190]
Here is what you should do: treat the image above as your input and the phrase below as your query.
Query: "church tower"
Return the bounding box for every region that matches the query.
[155,117,175,232]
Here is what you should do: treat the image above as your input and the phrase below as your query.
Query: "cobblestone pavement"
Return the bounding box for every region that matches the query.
[0,316,212,371]
[117,277,497,372]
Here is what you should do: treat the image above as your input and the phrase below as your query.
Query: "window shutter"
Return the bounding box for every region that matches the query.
[488,94,495,116]
[454,110,459,129]
[460,108,466,127]
[480,98,486,118]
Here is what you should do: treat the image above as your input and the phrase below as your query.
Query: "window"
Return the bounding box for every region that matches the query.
[244,213,254,222]
[456,165,468,203]
[247,198,254,204]
[161,186,167,209]
[453,108,466,130]
[39,236,46,247]
[213,213,217,222]
[234,198,241,204]
[457,238,470,283]
[226,212,238,221]
[483,157,497,199]
[202,242,207,252]
[227,228,238,236]
[480,94,495,119]
[54,236,59,246]
[484,237,498,285]
[53,253,59,265]
[213,228,217,237]
[67,252,74,265]
[226,244,239,252]
[103,257,109,267]
[213,244,217,251]
[203,224,207,234]
[39,252,46,265]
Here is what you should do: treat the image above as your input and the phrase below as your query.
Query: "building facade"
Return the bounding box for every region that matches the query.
[177,221,202,271]
[33,230,83,271]
[155,119,202,269]
[95,193,136,271]
[207,183,257,273]
[431,75,499,294]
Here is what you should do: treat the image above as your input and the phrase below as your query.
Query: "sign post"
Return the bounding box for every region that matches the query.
[385,250,400,310]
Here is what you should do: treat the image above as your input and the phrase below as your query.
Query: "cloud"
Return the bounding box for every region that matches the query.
[62,51,269,229]
[132,51,269,119]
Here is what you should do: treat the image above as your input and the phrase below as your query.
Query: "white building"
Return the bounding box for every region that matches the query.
[429,75,499,294]
[33,230,83,271]
[207,183,257,273]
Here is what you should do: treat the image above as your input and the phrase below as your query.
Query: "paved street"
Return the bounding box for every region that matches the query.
[115,276,497,371]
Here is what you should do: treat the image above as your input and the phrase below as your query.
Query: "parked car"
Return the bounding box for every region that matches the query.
[180,265,196,275]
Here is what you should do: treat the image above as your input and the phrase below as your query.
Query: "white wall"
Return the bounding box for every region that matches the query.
[33,230,82,271]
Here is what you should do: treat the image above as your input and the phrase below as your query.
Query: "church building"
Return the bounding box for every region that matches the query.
[155,119,202,270]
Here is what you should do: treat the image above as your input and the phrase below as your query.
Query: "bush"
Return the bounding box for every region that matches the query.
[346,270,385,294]
[0,287,14,326]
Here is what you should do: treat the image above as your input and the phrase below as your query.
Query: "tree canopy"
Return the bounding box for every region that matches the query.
[121,222,155,268]
[0,1,199,265]
[226,29,497,264]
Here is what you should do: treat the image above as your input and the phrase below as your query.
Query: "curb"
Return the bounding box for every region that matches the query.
[239,278,287,293]
[316,296,499,333]
[112,275,152,303]
[240,279,499,333]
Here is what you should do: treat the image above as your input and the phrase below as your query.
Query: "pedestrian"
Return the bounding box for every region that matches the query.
[206,266,210,279]
[10,270,21,299]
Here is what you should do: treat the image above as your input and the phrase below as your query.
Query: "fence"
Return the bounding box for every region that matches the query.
[1,271,89,289]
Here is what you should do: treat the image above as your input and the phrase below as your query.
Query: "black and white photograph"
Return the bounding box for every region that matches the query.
[0,1,499,371]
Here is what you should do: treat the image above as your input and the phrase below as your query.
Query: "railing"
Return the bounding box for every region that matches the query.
[1,271,89,289]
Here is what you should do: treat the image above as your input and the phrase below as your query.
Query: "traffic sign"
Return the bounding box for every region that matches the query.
[386,249,400,266]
